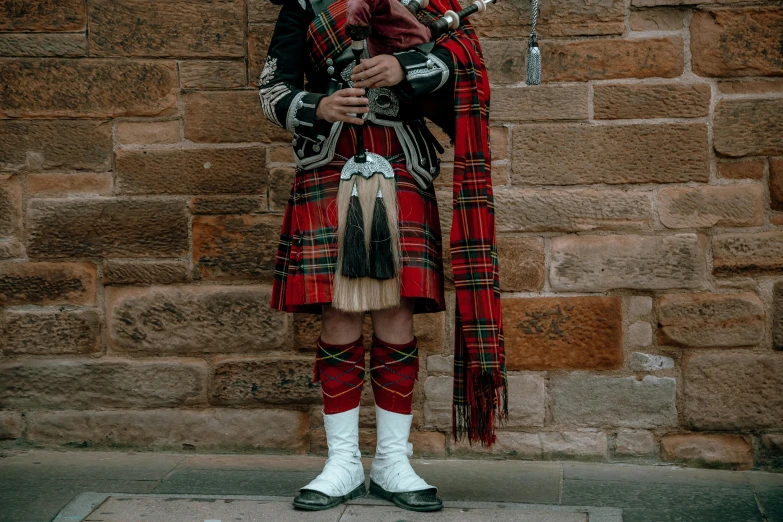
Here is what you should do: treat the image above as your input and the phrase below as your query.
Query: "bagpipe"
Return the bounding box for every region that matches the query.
[331,0,540,312]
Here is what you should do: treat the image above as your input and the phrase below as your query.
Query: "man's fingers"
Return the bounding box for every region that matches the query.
[334,104,369,114]
[335,96,369,106]
[335,88,366,97]
[351,63,383,82]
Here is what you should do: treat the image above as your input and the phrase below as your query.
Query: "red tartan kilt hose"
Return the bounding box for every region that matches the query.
[270,121,446,314]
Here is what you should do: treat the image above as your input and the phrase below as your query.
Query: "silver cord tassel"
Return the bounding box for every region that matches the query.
[526,0,541,85]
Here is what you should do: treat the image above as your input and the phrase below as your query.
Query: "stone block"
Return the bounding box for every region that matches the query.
[0,59,177,118]
[27,197,189,258]
[0,262,96,306]
[89,0,244,57]
[717,159,764,180]
[512,123,709,185]
[248,24,275,86]
[497,237,545,292]
[656,292,765,347]
[0,174,22,238]
[503,296,623,371]
[117,120,180,145]
[179,60,246,89]
[25,409,309,452]
[1,308,101,355]
[550,374,678,428]
[0,411,22,440]
[661,433,753,470]
[423,376,452,428]
[211,357,321,405]
[629,7,686,31]
[658,184,764,229]
[506,374,546,427]
[190,196,269,215]
[183,91,291,143]
[0,33,87,56]
[550,234,707,292]
[714,98,783,157]
[629,321,653,347]
[683,352,783,430]
[27,173,112,195]
[774,282,783,350]
[0,358,208,409]
[490,85,588,122]
[0,119,112,172]
[107,285,289,355]
[630,352,675,371]
[629,296,653,318]
[0,0,86,31]
[116,147,266,195]
[192,215,282,281]
[712,232,783,276]
[771,159,783,212]
[594,83,710,119]
[614,430,657,456]
[691,8,783,78]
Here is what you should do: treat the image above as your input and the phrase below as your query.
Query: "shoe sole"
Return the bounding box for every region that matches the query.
[368,479,443,512]
[292,482,367,511]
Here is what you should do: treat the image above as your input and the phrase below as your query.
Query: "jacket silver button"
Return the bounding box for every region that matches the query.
[297,149,305,157]
[326,58,333,66]
[313,144,321,152]
[327,66,335,75]
[426,59,434,69]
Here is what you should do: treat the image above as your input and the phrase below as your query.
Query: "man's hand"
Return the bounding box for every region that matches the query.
[351,55,405,89]
[315,88,369,125]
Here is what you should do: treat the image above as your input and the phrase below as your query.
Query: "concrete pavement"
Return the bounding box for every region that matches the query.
[0,449,780,522]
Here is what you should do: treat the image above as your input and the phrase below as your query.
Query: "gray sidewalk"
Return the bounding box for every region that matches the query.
[0,449,780,522]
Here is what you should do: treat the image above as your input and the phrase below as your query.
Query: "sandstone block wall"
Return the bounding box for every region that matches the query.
[1,0,782,471]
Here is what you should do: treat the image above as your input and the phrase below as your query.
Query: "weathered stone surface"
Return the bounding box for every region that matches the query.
[657,292,765,347]
[503,296,623,371]
[550,234,707,291]
[0,120,112,172]
[268,167,296,211]
[0,33,87,56]
[629,296,653,318]
[248,24,274,87]
[542,37,683,82]
[0,411,22,439]
[191,195,268,215]
[0,175,22,238]
[512,123,709,185]
[497,237,545,292]
[0,0,86,31]
[117,120,180,145]
[661,433,753,470]
[0,59,177,118]
[628,321,653,346]
[183,91,291,143]
[657,184,764,229]
[211,357,321,405]
[714,98,783,157]
[27,198,189,258]
[761,434,783,457]
[108,285,288,355]
[630,352,675,371]
[0,239,24,260]
[614,430,656,456]
[248,0,282,23]
[89,0,245,57]
[712,232,783,276]
[629,7,685,31]
[683,353,783,430]
[691,8,783,78]
[551,374,678,428]
[102,260,189,285]
[0,359,208,409]
[717,159,764,180]
[506,374,546,427]
[413,310,445,354]
[467,0,625,38]
[0,262,96,306]
[423,376,452,428]
[180,60,246,89]
[1,308,101,355]
[26,409,309,452]
[479,38,525,84]
[495,187,652,232]
[28,173,112,195]
[116,148,266,195]
[771,159,783,212]
[490,85,588,121]
[453,430,609,458]
[192,215,281,281]
[718,78,783,95]
[774,282,783,350]
[594,83,710,119]
[427,355,454,373]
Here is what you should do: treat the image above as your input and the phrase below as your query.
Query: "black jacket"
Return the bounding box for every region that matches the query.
[257,0,455,188]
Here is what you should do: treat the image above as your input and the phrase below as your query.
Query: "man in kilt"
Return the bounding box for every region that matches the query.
[258,0,508,512]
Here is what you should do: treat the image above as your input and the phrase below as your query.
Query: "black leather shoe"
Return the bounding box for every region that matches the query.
[369,479,443,512]
[292,482,367,511]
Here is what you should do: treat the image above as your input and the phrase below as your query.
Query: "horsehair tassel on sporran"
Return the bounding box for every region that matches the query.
[526,0,541,85]
[332,26,401,313]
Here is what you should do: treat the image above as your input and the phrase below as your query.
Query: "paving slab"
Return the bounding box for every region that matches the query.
[55,494,621,522]
[152,468,322,495]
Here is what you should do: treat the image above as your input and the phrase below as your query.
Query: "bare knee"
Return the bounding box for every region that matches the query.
[370,297,414,344]
[320,305,364,344]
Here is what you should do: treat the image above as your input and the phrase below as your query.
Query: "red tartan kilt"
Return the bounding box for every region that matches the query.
[270,121,446,315]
